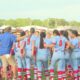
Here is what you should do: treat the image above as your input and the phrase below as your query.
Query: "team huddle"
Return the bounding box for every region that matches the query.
[0,27,80,80]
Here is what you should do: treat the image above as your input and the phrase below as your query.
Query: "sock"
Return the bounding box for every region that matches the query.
[17,68,23,79]
[78,66,80,79]
[62,71,66,80]
[45,70,49,79]
[58,71,63,80]
[67,65,74,77]
[67,65,73,73]
[23,68,27,79]
[73,70,78,80]
[37,71,42,80]
[25,68,31,79]
[45,70,49,76]
[34,67,37,80]
[50,69,54,80]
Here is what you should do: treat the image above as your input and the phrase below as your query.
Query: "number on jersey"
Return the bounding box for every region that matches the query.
[59,39,62,46]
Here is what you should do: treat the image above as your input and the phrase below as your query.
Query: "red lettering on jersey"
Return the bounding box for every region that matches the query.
[59,40,62,46]
[21,49,23,54]
[33,47,37,56]
[27,38,30,45]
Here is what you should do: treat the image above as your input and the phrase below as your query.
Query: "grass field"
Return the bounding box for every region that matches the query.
[30,68,58,80]
[1,65,73,80]
[2,70,73,80]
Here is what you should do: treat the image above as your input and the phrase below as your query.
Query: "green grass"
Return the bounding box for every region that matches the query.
[2,65,72,80]
[30,67,58,80]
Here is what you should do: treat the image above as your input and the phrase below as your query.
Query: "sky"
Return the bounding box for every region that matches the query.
[0,0,80,21]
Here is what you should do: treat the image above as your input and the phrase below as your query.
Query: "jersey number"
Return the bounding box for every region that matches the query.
[27,38,30,45]
[59,40,62,46]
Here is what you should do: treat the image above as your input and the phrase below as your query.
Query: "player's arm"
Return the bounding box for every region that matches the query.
[70,41,76,49]
[16,35,26,42]
[48,38,56,48]
[44,38,56,48]
[70,44,75,49]
[11,34,26,43]
[47,44,55,48]
[44,43,55,48]
[65,41,70,49]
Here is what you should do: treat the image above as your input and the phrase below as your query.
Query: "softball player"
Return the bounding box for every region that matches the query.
[62,31,73,79]
[78,36,80,79]
[70,30,80,80]
[45,32,53,65]
[14,31,26,80]
[49,30,69,80]
[36,32,50,80]
[0,32,2,78]
[63,31,70,65]
[66,30,74,76]
[24,28,37,80]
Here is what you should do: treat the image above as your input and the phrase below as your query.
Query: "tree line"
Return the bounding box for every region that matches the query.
[0,18,80,28]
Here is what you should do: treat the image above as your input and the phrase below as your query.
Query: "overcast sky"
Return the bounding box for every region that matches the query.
[0,0,80,21]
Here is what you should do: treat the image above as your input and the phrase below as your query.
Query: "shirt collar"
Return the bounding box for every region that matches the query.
[4,32,10,34]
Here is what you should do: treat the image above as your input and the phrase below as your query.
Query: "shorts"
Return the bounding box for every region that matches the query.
[0,54,16,69]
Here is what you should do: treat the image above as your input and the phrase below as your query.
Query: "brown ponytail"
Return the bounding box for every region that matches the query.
[39,32,46,49]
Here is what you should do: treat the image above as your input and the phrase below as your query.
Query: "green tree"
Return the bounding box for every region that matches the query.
[69,21,80,27]
[32,19,43,26]
[0,19,6,26]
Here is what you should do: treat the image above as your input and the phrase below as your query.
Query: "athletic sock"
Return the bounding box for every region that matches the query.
[45,70,49,80]
[58,71,63,80]
[67,65,74,77]
[23,68,27,80]
[78,66,80,80]
[17,68,23,80]
[25,68,31,79]
[34,67,37,80]
[73,70,78,80]
[67,65,72,71]
[62,71,66,80]
[50,69,54,80]
[37,71,42,80]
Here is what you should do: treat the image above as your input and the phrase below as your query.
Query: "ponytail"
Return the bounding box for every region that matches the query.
[63,31,69,40]
[40,36,44,49]
[39,32,46,49]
